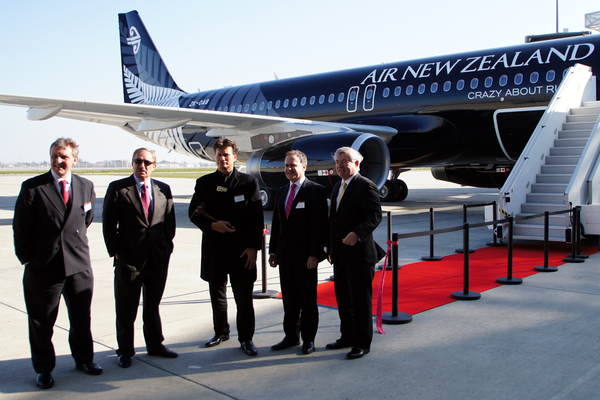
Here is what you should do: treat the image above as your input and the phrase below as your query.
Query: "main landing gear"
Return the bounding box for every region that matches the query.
[379,179,408,202]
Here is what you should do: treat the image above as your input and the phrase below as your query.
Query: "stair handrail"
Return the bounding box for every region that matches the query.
[587,143,600,204]
[499,64,595,218]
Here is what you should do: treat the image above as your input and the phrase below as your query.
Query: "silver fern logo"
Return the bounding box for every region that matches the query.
[123,66,184,106]
[127,26,141,54]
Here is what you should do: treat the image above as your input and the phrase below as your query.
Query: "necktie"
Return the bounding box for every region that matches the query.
[141,184,150,220]
[337,182,347,210]
[285,184,296,219]
[60,180,69,205]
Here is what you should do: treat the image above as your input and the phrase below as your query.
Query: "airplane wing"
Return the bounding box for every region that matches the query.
[0,94,397,153]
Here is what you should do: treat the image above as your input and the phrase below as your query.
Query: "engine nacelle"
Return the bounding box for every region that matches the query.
[247,132,390,194]
[431,165,512,188]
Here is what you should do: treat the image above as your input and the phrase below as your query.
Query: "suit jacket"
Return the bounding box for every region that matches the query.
[329,173,385,266]
[13,171,95,277]
[269,179,328,266]
[102,175,176,271]
[189,168,264,282]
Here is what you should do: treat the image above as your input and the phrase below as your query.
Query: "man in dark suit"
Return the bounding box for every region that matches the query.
[103,148,178,368]
[327,146,384,359]
[13,138,102,389]
[189,138,264,357]
[268,150,328,355]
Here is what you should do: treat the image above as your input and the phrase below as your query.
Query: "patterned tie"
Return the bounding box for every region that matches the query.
[285,183,296,219]
[60,180,69,205]
[337,182,347,210]
[141,184,150,220]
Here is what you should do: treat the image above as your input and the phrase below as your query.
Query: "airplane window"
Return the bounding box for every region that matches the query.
[350,91,356,101]
[443,81,451,92]
[470,78,479,89]
[430,82,438,93]
[292,98,298,107]
[275,100,281,109]
[514,73,523,85]
[338,92,344,102]
[310,96,316,105]
[252,103,257,112]
[245,104,250,112]
[530,72,539,84]
[284,99,289,108]
[319,95,325,104]
[499,75,508,86]
[546,70,555,82]
[563,68,569,78]
[418,84,425,94]
[328,94,335,103]
[394,86,401,96]
[383,88,390,98]
[260,102,265,110]
[218,107,222,112]
[457,80,465,90]
[484,77,493,88]
[268,101,273,109]
[406,85,413,95]
[237,105,242,112]
[301,97,306,106]
[366,89,373,100]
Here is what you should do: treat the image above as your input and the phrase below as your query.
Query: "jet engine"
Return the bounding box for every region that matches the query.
[247,132,390,209]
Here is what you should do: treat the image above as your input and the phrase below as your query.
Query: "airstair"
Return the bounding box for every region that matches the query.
[497,64,600,241]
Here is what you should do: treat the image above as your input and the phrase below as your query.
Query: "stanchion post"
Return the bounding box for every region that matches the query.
[535,211,558,272]
[382,233,412,324]
[379,211,394,270]
[563,207,584,263]
[253,224,280,298]
[451,223,481,300]
[487,201,504,247]
[575,206,589,259]
[456,204,475,254]
[497,216,522,284]
[422,207,443,261]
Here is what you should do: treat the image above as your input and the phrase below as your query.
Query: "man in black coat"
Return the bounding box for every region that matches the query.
[327,146,384,359]
[189,138,264,356]
[103,148,178,368]
[268,150,328,355]
[13,138,102,389]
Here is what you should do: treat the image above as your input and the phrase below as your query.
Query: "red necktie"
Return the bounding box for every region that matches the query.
[285,184,296,219]
[60,180,69,205]
[141,184,150,220]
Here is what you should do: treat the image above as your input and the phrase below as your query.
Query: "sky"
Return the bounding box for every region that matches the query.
[0,0,598,164]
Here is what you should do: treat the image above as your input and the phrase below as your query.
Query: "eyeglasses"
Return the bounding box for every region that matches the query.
[133,159,154,166]
[335,159,352,165]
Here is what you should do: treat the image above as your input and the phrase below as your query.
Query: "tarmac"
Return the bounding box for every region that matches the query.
[1,169,599,399]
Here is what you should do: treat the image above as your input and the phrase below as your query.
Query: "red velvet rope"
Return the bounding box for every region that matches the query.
[376,239,398,334]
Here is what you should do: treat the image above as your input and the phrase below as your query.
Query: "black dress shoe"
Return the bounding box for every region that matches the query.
[271,338,300,351]
[240,340,258,356]
[346,346,370,359]
[36,372,54,389]
[148,345,179,358]
[325,339,352,350]
[302,341,316,355]
[76,362,103,375]
[118,354,132,368]
[205,334,229,348]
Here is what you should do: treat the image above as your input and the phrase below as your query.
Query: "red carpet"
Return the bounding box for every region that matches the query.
[317,243,597,315]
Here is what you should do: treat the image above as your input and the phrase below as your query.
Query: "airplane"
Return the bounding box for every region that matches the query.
[1,10,599,210]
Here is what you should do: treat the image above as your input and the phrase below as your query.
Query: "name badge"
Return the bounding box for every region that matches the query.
[234,194,245,203]
[216,186,228,192]
[296,201,305,209]
[83,201,92,212]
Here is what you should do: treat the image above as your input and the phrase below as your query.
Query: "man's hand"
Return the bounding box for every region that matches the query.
[269,254,277,268]
[241,248,257,269]
[307,256,319,269]
[211,220,235,233]
[342,232,359,246]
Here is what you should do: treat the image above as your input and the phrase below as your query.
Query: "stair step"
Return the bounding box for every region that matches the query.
[513,223,568,239]
[549,146,584,156]
[540,164,576,174]
[526,193,566,204]
[554,138,588,147]
[513,235,567,242]
[558,129,592,139]
[535,174,571,184]
[566,114,599,123]
[582,100,600,108]
[570,106,600,116]
[562,121,596,131]
[531,183,567,193]
[516,213,569,226]
[545,155,581,165]
[521,203,568,213]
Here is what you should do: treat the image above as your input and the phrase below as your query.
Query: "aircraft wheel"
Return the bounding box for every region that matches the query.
[393,179,408,202]
[260,189,275,211]
[379,180,399,202]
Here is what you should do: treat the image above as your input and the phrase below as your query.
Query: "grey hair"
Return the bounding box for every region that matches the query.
[333,147,363,164]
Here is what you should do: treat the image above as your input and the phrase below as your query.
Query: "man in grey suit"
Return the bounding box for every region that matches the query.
[327,147,384,359]
[14,138,102,389]
[103,148,178,368]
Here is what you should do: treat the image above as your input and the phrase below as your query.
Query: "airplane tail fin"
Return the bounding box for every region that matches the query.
[118,11,186,106]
